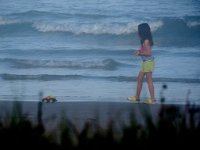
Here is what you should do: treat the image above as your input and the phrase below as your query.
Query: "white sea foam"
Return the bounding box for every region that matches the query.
[0,17,18,25]
[33,21,163,35]
[187,21,200,27]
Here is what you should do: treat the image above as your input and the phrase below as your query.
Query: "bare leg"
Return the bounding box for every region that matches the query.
[146,72,156,101]
[135,71,145,99]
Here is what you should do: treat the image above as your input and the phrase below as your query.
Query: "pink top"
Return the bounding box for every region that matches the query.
[138,46,154,61]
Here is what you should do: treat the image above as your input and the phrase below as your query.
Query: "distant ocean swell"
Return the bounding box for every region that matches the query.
[0,17,161,34]
[1,48,200,59]
[1,15,200,46]
[33,18,200,36]
[0,58,125,70]
[1,14,200,35]
[0,49,133,56]
[1,73,200,83]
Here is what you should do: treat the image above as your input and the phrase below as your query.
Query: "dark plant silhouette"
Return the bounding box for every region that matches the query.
[0,99,200,149]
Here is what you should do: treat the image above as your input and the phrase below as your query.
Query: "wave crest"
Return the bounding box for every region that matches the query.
[3,58,120,70]
[33,21,163,35]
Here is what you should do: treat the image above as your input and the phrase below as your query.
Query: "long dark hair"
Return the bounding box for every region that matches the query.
[138,23,153,46]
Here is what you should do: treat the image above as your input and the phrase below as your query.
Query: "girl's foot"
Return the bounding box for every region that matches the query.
[127,96,140,103]
[143,98,156,104]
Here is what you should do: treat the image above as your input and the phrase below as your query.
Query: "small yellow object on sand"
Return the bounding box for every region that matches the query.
[42,96,57,103]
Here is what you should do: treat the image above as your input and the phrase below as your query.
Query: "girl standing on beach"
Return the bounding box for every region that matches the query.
[128,23,156,104]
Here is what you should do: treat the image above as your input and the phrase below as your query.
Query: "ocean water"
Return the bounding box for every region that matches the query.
[0,0,200,104]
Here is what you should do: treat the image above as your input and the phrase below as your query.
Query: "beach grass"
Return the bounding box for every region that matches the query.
[0,99,200,149]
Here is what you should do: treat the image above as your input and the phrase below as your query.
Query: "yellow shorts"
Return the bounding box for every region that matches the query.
[141,60,155,73]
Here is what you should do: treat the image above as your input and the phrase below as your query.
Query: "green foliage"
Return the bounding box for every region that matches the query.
[0,101,200,149]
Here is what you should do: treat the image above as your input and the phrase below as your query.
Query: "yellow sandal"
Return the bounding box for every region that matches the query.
[143,98,156,104]
[127,96,140,103]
